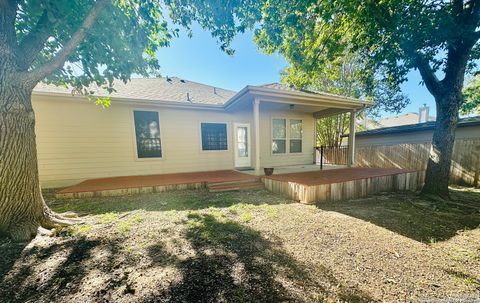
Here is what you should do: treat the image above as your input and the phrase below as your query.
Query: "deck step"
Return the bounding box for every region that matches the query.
[208,179,264,193]
[208,178,260,187]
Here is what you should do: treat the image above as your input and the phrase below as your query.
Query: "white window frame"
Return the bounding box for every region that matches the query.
[271,117,304,155]
[131,109,164,161]
[289,118,303,153]
[271,118,287,154]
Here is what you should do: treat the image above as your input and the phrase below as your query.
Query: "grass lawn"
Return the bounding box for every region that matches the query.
[1,187,479,302]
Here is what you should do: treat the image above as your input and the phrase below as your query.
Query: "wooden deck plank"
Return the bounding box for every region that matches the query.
[263,167,418,186]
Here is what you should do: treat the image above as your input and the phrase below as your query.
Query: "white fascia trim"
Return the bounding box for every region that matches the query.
[33,91,226,111]
[224,86,373,110]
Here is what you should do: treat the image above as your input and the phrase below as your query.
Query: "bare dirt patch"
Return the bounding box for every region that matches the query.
[1,188,479,302]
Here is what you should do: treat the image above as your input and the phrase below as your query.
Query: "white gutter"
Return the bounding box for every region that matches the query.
[32,91,226,111]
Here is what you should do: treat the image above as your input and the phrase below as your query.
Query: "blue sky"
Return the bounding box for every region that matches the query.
[156,24,436,119]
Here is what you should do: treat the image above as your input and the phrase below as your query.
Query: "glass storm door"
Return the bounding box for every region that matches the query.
[234,123,251,168]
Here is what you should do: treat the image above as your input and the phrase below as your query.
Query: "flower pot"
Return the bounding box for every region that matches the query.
[264,167,274,176]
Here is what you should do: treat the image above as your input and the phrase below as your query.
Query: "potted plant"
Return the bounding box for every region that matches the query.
[264,167,274,176]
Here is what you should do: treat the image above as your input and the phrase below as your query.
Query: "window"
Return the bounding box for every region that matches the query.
[133,111,162,158]
[201,123,228,151]
[272,118,286,154]
[272,118,303,154]
[236,126,248,157]
[289,119,303,153]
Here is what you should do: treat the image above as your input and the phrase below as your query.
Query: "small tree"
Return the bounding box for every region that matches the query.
[281,51,408,147]
[314,114,349,147]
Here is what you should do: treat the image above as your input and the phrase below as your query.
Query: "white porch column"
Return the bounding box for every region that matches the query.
[348,110,356,167]
[253,98,261,174]
[313,117,318,164]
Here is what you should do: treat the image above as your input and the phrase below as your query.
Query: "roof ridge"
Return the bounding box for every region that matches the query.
[123,77,237,93]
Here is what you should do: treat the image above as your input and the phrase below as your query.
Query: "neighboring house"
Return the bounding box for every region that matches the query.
[33,77,370,188]
[359,105,436,130]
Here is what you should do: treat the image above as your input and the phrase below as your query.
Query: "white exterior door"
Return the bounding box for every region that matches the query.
[234,123,251,168]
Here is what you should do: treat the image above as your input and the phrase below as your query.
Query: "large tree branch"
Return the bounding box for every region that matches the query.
[27,0,110,85]
[0,0,18,59]
[414,53,442,96]
[464,0,480,24]
[441,0,480,89]
[16,9,57,70]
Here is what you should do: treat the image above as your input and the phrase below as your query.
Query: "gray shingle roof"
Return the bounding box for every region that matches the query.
[34,77,236,105]
[354,116,480,137]
[34,78,367,107]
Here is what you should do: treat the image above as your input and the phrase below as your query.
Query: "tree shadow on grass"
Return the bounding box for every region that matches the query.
[142,213,376,303]
[1,212,377,302]
[316,189,480,243]
[0,237,100,303]
[0,234,142,303]
[0,238,28,282]
[45,189,293,216]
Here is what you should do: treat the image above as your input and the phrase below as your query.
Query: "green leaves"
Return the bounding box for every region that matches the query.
[14,0,480,108]
[280,51,409,116]
[164,0,262,55]
[249,0,480,111]
[461,76,480,115]
[16,0,170,90]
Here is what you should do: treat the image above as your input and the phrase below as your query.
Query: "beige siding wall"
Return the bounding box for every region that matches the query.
[259,109,315,168]
[33,95,316,188]
[34,95,254,188]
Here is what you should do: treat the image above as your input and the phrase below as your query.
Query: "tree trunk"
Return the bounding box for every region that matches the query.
[0,77,45,240]
[0,73,70,241]
[421,90,462,200]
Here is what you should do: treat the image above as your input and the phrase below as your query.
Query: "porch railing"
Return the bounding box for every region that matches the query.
[314,145,349,168]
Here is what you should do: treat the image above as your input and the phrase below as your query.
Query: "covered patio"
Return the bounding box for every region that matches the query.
[224,84,372,174]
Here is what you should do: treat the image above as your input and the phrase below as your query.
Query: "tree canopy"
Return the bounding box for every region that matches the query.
[280,51,409,116]
[11,0,176,92]
[253,0,480,99]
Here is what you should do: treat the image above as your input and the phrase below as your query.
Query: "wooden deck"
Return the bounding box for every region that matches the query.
[56,167,425,203]
[262,168,425,203]
[55,170,259,198]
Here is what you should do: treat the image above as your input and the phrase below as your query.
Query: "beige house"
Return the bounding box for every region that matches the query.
[33,77,370,188]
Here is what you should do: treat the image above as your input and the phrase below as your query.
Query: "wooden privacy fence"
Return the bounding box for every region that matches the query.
[314,146,349,166]
[355,139,480,187]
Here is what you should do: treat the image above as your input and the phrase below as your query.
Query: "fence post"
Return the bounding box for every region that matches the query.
[320,145,324,170]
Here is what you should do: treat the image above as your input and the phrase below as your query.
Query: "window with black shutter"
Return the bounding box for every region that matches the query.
[201,123,228,151]
[133,111,162,158]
